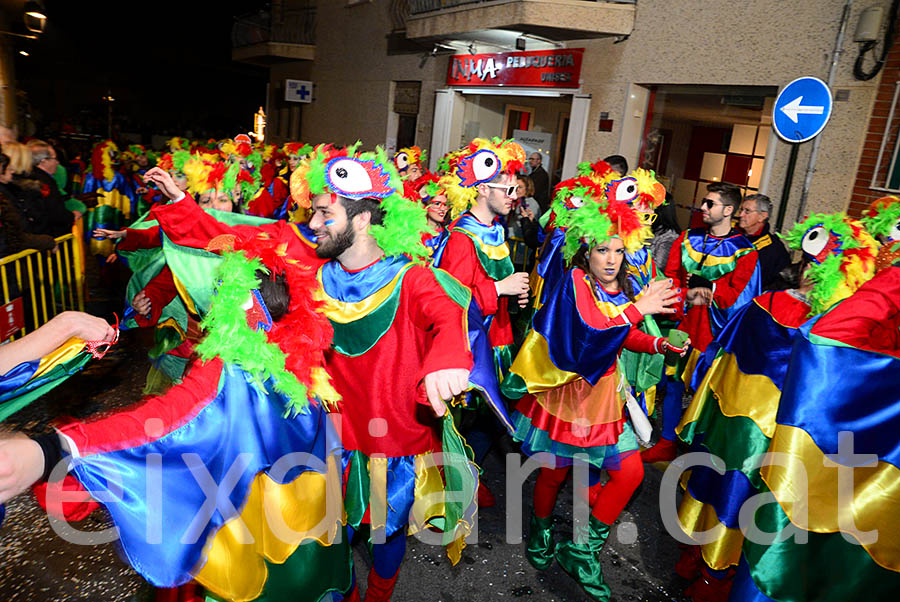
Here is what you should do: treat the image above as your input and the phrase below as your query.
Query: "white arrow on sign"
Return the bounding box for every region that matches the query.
[780,96,825,124]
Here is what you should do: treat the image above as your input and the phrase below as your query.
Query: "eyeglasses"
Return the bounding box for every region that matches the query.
[700,198,722,209]
[485,183,516,197]
[739,207,760,214]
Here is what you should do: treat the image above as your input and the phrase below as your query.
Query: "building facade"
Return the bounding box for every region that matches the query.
[235,0,895,229]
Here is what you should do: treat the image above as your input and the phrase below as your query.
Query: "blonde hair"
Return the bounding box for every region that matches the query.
[4,142,32,175]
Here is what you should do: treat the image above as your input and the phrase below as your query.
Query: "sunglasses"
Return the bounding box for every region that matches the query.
[700,198,722,209]
[485,183,517,197]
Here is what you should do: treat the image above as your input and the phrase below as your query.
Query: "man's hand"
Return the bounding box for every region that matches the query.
[0,435,45,503]
[423,369,470,417]
[132,291,151,319]
[93,228,126,240]
[495,272,530,297]
[142,167,182,200]
[59,311,116,342]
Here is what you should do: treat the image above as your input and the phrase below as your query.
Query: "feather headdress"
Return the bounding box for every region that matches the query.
[439,137,526,217]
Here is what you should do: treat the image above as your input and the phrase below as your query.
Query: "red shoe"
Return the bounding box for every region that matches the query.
[641,439,677,463]
[477,481,496,508]
[675,545,702,580]
[684,566,736,602]
[365,568,399,602]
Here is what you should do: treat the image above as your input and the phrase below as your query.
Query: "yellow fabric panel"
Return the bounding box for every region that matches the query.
[533,371,623,426]
[172,273,200,317]
[455,227,510,260]
[194,459,345,602]
[684,236,754,267]
[34,337,85,379]
[761,425,900,573]
[677,352,780,438]
[313,264,410,323]
[678,490,744,570]
[509,330,580,393]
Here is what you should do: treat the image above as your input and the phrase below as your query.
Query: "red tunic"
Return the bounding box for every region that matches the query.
[324,263,473,457]
[438,229,513,348]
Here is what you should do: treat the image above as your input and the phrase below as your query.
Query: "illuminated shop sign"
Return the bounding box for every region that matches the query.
[447,48,584,88]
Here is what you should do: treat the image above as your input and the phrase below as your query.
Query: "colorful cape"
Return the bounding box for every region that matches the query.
[730,266,900,601]
[675,291,810,573]
[82,172,136,256]
[60,358,349,602]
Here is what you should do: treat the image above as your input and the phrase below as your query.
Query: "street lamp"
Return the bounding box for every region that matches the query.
[24,1,46,34]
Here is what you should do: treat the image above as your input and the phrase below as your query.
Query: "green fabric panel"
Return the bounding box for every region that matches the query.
[458,229,514,281]
[741,496,900,602]
[53,165,67,193]
[64,198,87,214]
[343,451,370,531]
[620,314,664,393]
[0,352,93,422]
[439,414,477,546]
[678,388,771,489]
[681,245,752,282]
[85,203,124,232]
[160,233,225,316]
[431,267,471,309]
[150,351,189,384]
[203,538,353,602]
[329,273,406,357]
[499,371,528,400]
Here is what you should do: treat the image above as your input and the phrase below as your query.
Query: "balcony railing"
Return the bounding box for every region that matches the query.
[232,4,316,48]
[409,0,634,15]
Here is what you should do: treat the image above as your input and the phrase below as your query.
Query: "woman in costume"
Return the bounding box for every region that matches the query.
[504,189,685,601]
[673,212,880,601]
[406,172,448,257]
[392,145,427,181]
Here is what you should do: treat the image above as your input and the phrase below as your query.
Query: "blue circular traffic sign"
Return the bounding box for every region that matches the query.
[773,76,833,143]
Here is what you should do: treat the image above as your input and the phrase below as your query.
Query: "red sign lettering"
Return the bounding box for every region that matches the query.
[447,48,584,88]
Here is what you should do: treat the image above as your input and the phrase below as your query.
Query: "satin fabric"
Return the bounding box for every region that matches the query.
[68,364,341,593]
[531,226,566,311]
[319,256,410,303]
[0,338,91,421]
[530,270,629,386]
[625,245,654,289]
[432,213,514,280]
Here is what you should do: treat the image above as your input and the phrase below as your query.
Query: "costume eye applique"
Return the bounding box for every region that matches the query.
[801,225,841,263]
[890,218,900,242]
[325,157,393,199]
[606,177,639,204]
[567,195,585,209]
[394,152,409,171]
[456,149,500,187]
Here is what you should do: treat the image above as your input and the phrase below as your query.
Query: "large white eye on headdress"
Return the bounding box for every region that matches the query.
[607,177,639,203]
[567,195,585,208]
[468,149,501,182]
[395,152,409,170]
[801,225,829,258]
[890,219,900,242]
[327,158,374,196]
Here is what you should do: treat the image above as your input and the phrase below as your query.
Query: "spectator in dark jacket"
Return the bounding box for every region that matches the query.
[739,193,791,290]
[21,140,74,237]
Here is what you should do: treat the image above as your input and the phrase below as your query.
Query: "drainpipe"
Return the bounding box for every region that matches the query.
[794,0,853,223]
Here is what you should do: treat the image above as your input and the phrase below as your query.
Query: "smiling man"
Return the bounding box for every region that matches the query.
[642,181,760,463]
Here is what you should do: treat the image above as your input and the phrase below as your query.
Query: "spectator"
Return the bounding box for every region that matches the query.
[649,193,681,271]
[16,140,75,237]
[739,193,791,290]
[527,152,550,213]
[507,175,540,239]
[603,154,628,177]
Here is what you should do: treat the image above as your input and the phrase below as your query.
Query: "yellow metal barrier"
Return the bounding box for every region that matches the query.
[508,236,536,271]
[0,224,86,340]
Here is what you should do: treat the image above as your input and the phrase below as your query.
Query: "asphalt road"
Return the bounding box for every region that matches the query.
[0,329,692,602]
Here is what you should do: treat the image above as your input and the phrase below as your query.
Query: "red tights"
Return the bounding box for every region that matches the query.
[532,452,644,525]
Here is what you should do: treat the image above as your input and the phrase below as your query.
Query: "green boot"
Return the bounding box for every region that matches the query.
[525,513,555,570]
[555,516,612,601]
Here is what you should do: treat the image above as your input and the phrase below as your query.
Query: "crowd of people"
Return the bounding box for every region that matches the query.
[0,132,896,602]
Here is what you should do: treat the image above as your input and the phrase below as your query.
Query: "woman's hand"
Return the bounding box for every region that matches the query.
[633,279,681,315]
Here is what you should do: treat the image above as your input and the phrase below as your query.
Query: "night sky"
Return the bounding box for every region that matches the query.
[14,0,270,142]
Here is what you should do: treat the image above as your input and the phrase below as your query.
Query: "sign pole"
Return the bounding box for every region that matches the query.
[775,143,800,232]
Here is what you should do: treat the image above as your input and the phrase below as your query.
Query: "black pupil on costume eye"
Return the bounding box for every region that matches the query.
[485,157,494,167]
[627,184,635,194]
[809,231,819,240]
[336,167,348,178]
